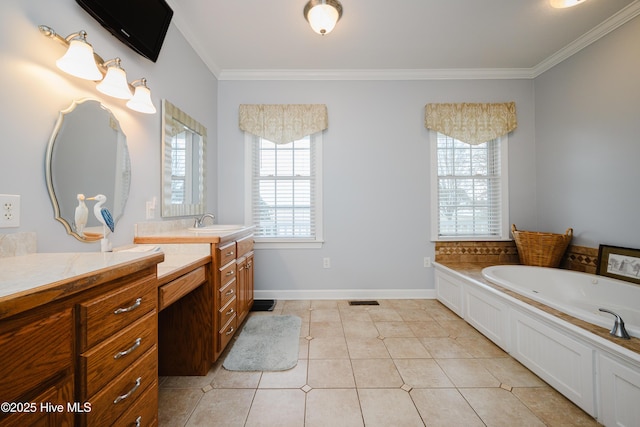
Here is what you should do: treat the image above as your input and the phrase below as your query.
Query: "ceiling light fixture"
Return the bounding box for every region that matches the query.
[304,0,343,35]
[39,25,156,114]
[550,0,587,8]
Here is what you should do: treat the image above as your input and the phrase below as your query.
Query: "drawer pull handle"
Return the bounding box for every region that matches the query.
[226,327,235,336]
[135,416,142,427]
[226,251,234,256]
[226,270,235,277]
[247,262,252,268]
[113,377,141,404]
[114,338,142,359]
[225,289,234,296]
[114,298,142,314]
[226,308,234,316]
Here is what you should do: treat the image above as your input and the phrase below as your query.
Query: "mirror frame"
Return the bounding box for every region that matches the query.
[45,98,131,242]
[161,99,207,217]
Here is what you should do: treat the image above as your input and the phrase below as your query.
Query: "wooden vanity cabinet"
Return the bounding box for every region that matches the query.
[236,236,254,326]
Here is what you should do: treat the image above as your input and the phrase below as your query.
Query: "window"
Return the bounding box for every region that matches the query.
[430,132,509,240]
[245,132,323,248]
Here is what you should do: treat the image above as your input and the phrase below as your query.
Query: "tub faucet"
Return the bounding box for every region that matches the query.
[194,213,216,228]
[598,308,631,339]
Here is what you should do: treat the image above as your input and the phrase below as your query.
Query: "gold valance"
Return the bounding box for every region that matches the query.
[239,104,328,144]
[425,102,517,145]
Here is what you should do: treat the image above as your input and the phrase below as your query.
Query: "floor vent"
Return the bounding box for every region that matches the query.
[348,300,380,306]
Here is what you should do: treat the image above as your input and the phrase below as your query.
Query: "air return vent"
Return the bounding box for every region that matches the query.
[348,300,380,306]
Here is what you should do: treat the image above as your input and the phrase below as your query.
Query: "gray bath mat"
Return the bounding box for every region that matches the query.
[223,315,301,371]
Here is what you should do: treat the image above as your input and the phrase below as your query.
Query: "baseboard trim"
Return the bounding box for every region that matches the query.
[253,289,437,301]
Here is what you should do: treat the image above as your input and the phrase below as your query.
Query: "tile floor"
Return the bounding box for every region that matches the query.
[159,299,600,426]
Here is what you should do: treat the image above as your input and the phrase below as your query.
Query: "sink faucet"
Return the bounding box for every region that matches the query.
[599,308,631,339]
[194,213,216,228]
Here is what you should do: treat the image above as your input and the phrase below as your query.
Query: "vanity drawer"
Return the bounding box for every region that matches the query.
[0,308,73,403]
[218,260,237,287]
[113,378,158,427]
[159,265,206,310]
[80,310,157,398]
[78,275,157,351]
[236,235,254,258]
[84,346,157,427]
[218,315,237,352]
[218,295,237,327]
[218,278,237,308]
[216,241,236,266]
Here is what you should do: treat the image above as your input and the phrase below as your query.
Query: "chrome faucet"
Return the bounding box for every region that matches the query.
[193,213,216,228]
[599,308,631,339]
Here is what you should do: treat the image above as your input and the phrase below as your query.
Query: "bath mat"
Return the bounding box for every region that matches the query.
[223,315,301,371]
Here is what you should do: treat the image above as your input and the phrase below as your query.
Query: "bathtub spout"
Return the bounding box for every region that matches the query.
[599,308,631,339]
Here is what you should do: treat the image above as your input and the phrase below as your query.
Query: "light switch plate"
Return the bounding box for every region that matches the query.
[0,194,21,228]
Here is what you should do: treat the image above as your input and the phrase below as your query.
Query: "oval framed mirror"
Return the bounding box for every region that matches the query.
[161,99,206,217]
[45,99,131,241]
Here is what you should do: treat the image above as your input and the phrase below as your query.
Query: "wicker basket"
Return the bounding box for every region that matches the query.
[511,224,573,267]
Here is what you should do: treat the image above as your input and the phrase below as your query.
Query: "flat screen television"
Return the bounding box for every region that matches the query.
[75,0,173,62]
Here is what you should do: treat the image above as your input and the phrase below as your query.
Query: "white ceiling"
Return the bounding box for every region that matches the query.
[165,0,639,80]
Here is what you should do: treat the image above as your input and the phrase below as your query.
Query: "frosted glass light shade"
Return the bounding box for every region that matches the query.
[126,81,156,114]
[304,0,342,35]
[97,63,132,99]
[550,0,586,8]
[56,39,102,81]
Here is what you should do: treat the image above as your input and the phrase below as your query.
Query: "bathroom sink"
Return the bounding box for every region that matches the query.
[187,224,244,232]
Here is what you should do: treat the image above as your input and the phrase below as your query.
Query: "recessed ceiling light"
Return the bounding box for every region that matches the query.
[550,0,587,8]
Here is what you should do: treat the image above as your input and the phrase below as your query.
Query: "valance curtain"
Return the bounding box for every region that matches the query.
[239,104,328,144]
[424,102,517,145]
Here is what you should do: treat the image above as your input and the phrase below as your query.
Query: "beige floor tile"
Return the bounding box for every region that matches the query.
[342,320,380,338]
[407,320,451,338]
[410,388,485,427]
[186,389,254,426]
[482,357,547,387]
[310,308,342,322]
[338,308,373,322]
[307,359,356,388]
[309,336,350,359]
[351,359,404,388]
[345,337,390,359]
[358,388,424,427]
[258,360,308,389]
[512,386,600,426]
[280,307,311,322]
[298,337,309,359]
[305,389,364,427]
[460,387,546,426]
[385,299,425,310]
[367,307,404,321]
[281,300,311,310]
[436,358,501,387]
[383,337,431,358]
[394,358,454,388]
[161,369,217,389]
[212,368,262,389]
[396,308,433,321]
[310,321,344,337]
[244,389,306,427]
[311,300,340,309]
[420,337,473,358]
[158,388,203,426]
[374,321,415,337]
[455,334,509,357]
[437,318,483,337]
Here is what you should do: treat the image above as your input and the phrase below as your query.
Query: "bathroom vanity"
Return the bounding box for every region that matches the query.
[0,250,164,426]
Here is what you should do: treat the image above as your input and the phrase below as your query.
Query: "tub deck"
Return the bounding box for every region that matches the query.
[435,261,640,356]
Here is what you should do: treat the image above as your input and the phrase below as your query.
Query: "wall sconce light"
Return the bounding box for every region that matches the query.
[96,58,132,99]
[38,25,156,114]
[127,79,156,114]
[303,0,343,35]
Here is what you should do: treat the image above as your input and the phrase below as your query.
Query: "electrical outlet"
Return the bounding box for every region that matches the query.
[323,257,331,269]
[0,194,21,228]
[424,256,432,268]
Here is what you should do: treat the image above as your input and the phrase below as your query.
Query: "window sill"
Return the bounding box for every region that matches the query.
[255,239,324,249]
[432,236,512,242]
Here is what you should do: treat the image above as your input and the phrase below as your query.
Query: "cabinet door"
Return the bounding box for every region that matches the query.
[236,256,248,324]
[599,354,640,427]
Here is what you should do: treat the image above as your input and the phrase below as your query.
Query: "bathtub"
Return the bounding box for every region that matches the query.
[482,265,640,339]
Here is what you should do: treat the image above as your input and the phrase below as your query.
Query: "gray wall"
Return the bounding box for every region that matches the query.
[534,15,640,248]
[0,0,218,252]
[218,79,537,297]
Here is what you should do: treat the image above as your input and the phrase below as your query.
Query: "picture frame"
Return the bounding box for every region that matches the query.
[596,244,640,285]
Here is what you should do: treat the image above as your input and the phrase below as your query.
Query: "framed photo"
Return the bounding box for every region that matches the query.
[597,244,640,285]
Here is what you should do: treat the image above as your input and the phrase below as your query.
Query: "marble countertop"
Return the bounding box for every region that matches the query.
[134,225,255,245]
